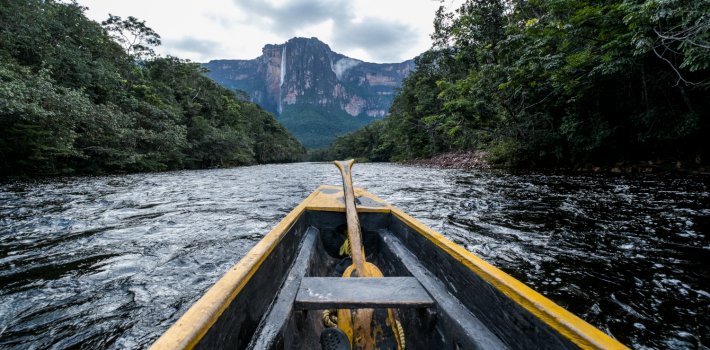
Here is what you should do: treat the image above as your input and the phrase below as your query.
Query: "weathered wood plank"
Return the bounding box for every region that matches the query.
[247,226,319,349]
[295,276,434,309]
[379,229,508,349]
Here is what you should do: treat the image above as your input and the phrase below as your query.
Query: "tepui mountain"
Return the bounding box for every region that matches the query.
[203,37,415,148]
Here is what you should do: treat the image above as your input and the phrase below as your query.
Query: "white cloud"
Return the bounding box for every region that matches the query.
[77,0,463,63]
[163,37,224,62]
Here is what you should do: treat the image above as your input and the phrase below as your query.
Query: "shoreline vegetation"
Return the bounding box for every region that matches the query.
[3,0,708,178]
[401,150,710,176]
[322,0,710,172]
[0,1,305,177]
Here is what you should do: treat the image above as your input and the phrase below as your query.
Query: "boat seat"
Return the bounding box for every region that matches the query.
[295,277,434,309]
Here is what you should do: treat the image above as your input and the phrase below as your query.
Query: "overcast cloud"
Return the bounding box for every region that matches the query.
[333,18,419,62]
[166,37,223,57]
[231,0,420,62]
[78,0,462,63]
[233,0,353,33]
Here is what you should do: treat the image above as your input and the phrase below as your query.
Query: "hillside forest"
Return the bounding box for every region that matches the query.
[325,0,710,169]
[0,0,305,176]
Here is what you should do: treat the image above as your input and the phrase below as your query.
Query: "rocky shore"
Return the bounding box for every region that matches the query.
[404,151,709,176]
[405,150,491,170]
[575,159,710,175]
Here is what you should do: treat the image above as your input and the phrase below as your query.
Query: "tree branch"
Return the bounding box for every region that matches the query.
[652,45,698,86]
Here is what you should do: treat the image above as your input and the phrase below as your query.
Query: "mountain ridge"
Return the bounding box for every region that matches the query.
[203,37,415,148]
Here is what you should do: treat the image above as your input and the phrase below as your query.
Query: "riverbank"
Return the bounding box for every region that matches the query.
[404,150,491,170]
[404,150,710,176]
[574,159,710,176]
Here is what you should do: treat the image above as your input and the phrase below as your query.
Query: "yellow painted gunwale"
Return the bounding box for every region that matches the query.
[305,185,391,213]
[151,185,629,350]
[390,207,629,350]
[354,188,628,350]
[149,187,323,350]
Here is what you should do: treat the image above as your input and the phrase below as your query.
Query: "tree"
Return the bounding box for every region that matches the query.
[327,0,710,168]
[102,14,161,60]
[0,0,305,176]
[625,0,710,86]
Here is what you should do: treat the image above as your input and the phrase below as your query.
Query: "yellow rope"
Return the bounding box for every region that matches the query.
[339,238,351,257]
[337,237,406,350]
[322,309,338,328]
[395,319,405,350]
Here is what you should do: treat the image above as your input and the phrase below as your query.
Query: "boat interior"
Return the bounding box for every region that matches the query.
[194,209,580,350]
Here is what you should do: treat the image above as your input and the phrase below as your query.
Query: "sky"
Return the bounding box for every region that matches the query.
[77,0,463,63]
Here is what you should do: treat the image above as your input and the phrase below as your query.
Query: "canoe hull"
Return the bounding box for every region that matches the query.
[151,186,627,350]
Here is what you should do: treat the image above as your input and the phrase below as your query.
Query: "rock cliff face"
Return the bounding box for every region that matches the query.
[203,37,414,148]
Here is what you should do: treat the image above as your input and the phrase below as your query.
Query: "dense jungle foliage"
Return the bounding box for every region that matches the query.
[325,0,710,168]
[280,104,372,149]
[0,0,305,176]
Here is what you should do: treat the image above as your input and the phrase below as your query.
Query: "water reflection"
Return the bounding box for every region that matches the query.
[0,163,707,349]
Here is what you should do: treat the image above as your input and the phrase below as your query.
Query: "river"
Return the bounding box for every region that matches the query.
[0,163,708,349]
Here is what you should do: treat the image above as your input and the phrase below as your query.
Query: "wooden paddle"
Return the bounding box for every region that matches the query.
[334,160,368,276]
[334,160,404,350]
[334,160,375,349]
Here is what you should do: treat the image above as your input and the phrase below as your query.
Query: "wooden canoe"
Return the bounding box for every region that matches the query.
[150,185,629,350]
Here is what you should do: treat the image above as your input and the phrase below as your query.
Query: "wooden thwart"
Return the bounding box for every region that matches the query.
[295,277,434,310]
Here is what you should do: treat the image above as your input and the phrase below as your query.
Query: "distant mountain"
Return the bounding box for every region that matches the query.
[203,37,415,148]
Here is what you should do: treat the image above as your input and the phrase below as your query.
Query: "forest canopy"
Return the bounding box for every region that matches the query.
[326,0,709,168]
[0,0,305,176]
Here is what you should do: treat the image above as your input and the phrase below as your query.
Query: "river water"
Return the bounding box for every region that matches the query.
[0,163,708,349]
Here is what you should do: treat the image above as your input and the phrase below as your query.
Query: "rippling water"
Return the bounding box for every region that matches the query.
[0,163,708,349]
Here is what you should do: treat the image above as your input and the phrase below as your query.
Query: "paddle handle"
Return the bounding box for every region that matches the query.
[334,160,367,276]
